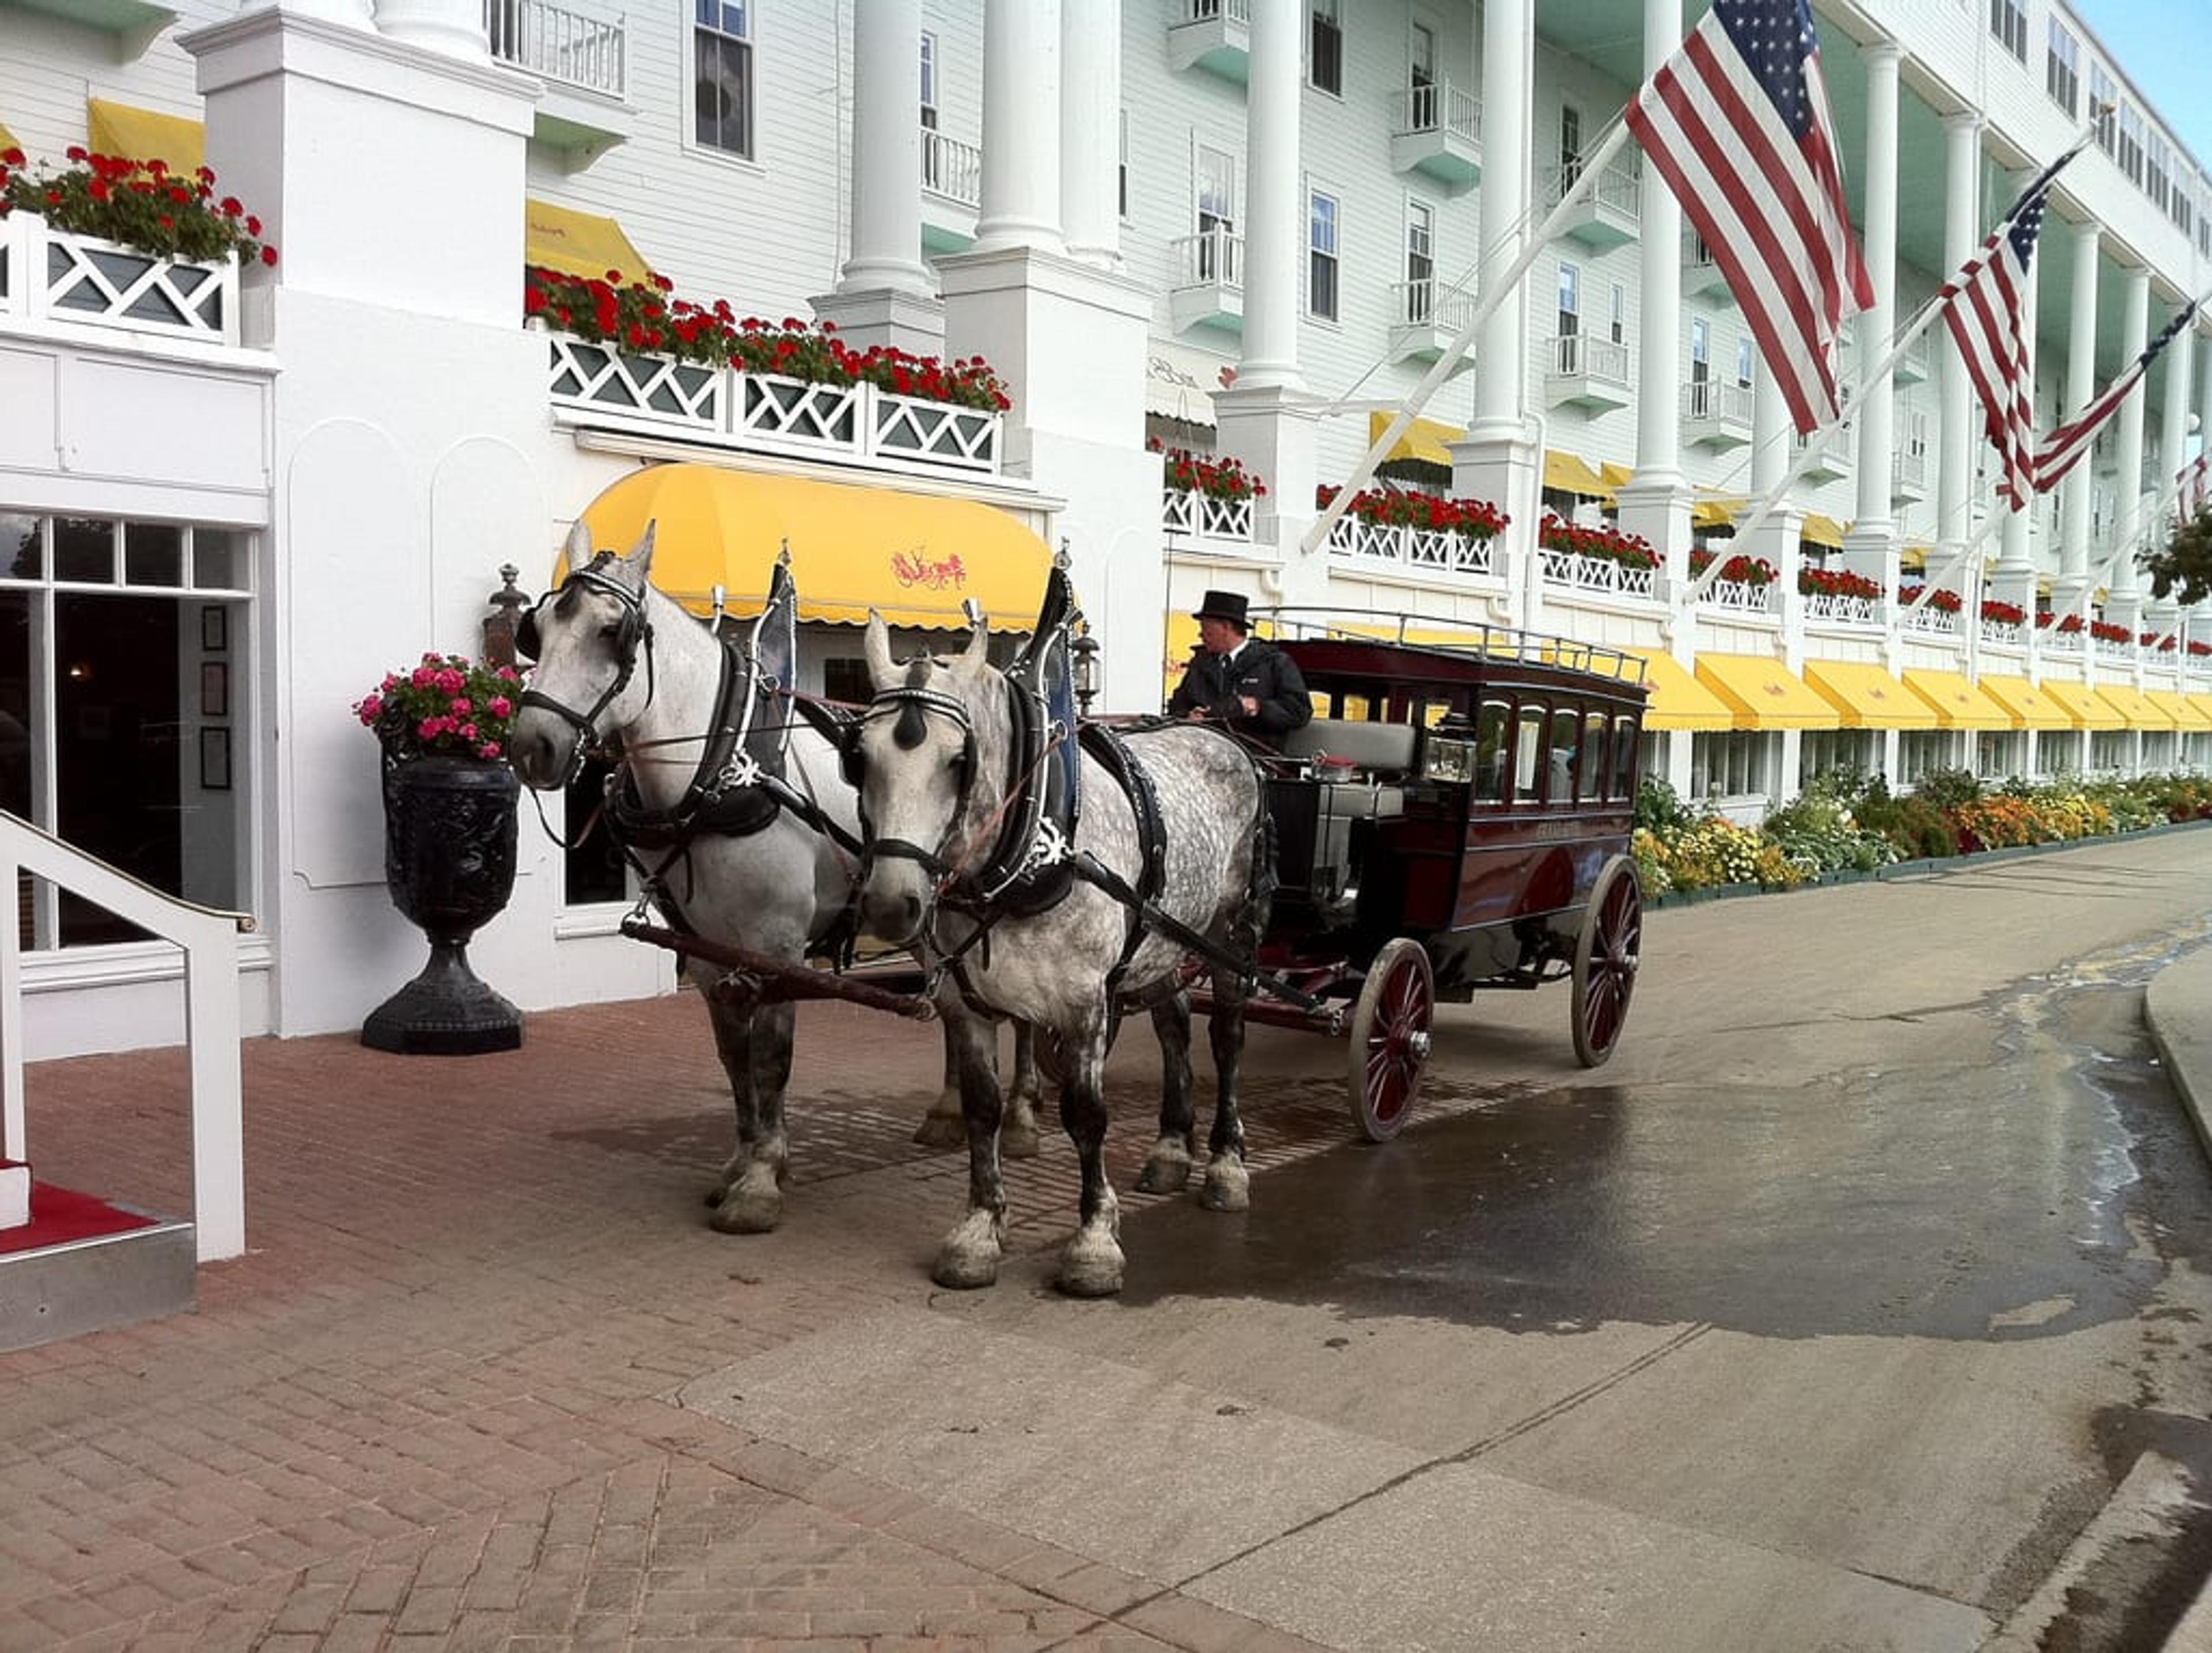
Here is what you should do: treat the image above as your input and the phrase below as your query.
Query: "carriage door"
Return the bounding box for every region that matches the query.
[1196,145,1237,284]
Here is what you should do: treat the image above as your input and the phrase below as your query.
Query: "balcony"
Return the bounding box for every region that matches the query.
[1682,380,1753,449]
[1389,81,1482,190]
[1900,604,1961,640]
[1700,577,1777,617]
[1163,490,1256,552]
[1893,422,1930,503]
[1170,228,1244,335]
[1684,234,1735,305]
[1804,590,1881,628]
[2,0,173,58]
[1795,421,1854,482]
[486,0,631,162]
[1544,332,1631,413]
[1539,548,1658,602]
[1166,0,1250,84]
[1387,279,1478,370]
[1327,516,1498,580]
[1546,161,1639,249]
[920,127,982,254]
[0,213,240,347]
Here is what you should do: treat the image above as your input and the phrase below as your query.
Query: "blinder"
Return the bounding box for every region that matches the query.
[513,560,657,784]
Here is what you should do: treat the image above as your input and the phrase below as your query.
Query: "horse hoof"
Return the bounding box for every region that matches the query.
[1001,1120,1042,1159]
[932,1247,1000,1289]
[1135,1144,1194,1195]
[710,1192,781,1234]
[911,1114,967,1151]
[1200,1156,1251,1213]
[1057,1233,1125,1298]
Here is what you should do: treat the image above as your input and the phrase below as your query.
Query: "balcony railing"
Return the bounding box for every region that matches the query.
[1327,517,1497,578]
[546,338,1002,476]
[1546,333,1633,410]
[0,214,240,346]
[484,0,626,98]
[1397,80,1480,143]
[1804,591,1881,627]
[1980,618,2028,648]
[1162,490,1255,546]
[1393,277,1476,332]
[1700,578,1777,615]
[1900,605,1961,638]
[1539,549,1657,600]
[921,127,982,207]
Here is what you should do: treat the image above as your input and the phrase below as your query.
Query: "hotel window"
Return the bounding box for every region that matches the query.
[695,0,753,159]
[1609,282,1626,347]
[919,33,940,188]
[0,513,251,947]
[2046,19,2078,115]
[2149,134,2171,215]
[2091,66,2117,154]
[1406,201,1435,321]
[1118,110,1128,219]
[1308,189,1339,321]
[1736,335,1755,389]
[1560,104,1584,189]
[2175,181,2192,238]
[1196,146,1237,281]
[1309,0,1342,95]
[1990,0,2026,62]
[2119,105,2144,187]
[1556,261,1581,373]
[1688,316,1710,415]
[1408,20,1438,131]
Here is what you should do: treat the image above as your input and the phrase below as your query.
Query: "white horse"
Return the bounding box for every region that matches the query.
[850,611,1272,1296]
[508,525,1039,1234]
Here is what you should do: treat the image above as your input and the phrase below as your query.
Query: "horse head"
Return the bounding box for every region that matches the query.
[851,608,995,947]
[509,520,660,790]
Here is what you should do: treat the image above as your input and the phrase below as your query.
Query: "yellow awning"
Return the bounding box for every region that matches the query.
[1900,544,1929,573]
[526,198,654,283]
[86,100,204,173]
[2037,679,2123,731]
[1542,449,1609,497]
[1626,650,1736,731]
[1691,494,1743,529]
[1694,653,1840,729]
[1801,513,1847,549]
[1900,669,2017,731]
[1599,460,1634,493]
[2095,682,2176,730]
[0,122,17,154]
[1979,674,2074,732]
[573,462,1051,631]
[1369,411,1464,467]
[2146,689,2212,732]
[1802,660,1938,729]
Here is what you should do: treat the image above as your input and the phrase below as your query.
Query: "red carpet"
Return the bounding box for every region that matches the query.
[0,1183,158,1255]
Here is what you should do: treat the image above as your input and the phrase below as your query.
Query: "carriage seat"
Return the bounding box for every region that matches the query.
[1281,718,1419,775]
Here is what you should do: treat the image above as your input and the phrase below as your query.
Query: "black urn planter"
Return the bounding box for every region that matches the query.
[362,754,524,1055]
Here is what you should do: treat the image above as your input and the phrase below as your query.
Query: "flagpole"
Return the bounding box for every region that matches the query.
[1296,120,1634,558]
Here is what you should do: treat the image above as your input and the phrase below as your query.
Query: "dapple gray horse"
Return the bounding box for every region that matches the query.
[508,525,1040,1235]
[851,612,1270,1296]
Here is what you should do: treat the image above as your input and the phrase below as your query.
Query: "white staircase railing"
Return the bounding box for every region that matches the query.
[0,812,251,1262]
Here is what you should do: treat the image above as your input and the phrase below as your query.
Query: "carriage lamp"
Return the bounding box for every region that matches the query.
[1070,627,1101,714]
[483,564,529,669]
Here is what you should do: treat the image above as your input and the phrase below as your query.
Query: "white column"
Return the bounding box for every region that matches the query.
[374,0,485,58]
[2061,218,2103,588]
[2145,316,2195,645]
[1619,0,1692,610]
[1935,114,1982,585]
[1060,0,1122,271]
[1236,0,1302,389]
[1992,162,2040,606]
[1851,43,1901,547]
[838,0,933,298]
[974,0,1063,255]
[2108,266,2152,616]
[1471,0,1530,441]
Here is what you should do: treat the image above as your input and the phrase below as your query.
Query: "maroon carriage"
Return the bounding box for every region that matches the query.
[1206,612,1649,1142]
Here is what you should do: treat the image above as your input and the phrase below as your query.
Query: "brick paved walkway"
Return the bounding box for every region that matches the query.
[0,992,1411,1652]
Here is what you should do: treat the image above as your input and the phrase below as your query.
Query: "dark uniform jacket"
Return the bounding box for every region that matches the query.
[1167,637,1313,747]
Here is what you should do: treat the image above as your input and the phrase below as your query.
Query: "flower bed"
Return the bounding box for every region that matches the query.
[1317,484,1506,541]
[1158,442,1266,501]
[1,146,275,267]
[1800,566,1882,601]
[1896,583,1961,613]
[1689,549,1778,585]
[1980,598,2027,626]
[1539,515,1655,569]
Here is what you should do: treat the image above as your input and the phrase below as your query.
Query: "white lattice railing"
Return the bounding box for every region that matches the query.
[1804,591,1881,627]
[1900,606,1961,638]
[546,341,1002,476]
[921,127,982,206]
[1178,0,1250,21]
[1700,578,1777,615]
[2093,636,2136,664]
[1980,618,2027,648]
[1162,490,1255,544]
[2042,631,2085,656]
[1539,549,1657,600]
[1325,517,1497,577]
[484,0,625,96]
[1398,80,1480,142]
[0,213,239,345]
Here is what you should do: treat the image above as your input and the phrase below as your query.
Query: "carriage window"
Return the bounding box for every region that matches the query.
[1580,710,1609,800]
[1513,705,1547,802]
[1474,699,1510,804]
[1547,708,1580,803]
[1612,715,1641,799]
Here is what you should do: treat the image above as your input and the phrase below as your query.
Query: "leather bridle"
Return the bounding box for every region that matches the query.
[515,561,656,787]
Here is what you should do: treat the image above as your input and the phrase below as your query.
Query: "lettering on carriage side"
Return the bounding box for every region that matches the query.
[1527,818,1592,841]
[891,548,968,591]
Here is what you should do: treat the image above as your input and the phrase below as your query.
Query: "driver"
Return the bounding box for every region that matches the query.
[1166,589,1312,750]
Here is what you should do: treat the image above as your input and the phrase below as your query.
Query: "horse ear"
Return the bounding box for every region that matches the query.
[864,611,896,690]
[627,520,657,578]
[561,520,594,578]
[960,612,990,671]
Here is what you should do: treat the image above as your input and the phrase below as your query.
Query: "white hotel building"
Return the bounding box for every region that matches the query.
[0,0,2209,1054]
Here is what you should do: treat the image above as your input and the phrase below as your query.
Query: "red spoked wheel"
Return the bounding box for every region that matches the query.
[1346,937,1434,1143]
[1572,855,1642,1068]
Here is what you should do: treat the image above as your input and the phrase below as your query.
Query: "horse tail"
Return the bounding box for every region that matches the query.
[1240,765,1277,940]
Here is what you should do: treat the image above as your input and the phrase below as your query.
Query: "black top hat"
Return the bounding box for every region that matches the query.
[1192,589,1251,630]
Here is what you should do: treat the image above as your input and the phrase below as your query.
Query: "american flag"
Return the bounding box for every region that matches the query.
[2034,299,2200,493]
[2178,453,2211,520]
[1627,0,1874,436]
[1938,152,2072,510]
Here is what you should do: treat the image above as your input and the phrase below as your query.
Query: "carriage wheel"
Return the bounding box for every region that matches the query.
[1572,856,1642,1069]
[1346,938,1434,1143]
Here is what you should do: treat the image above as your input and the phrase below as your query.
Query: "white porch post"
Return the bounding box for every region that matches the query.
[2105,267,2152,629]
[1060,0,1122,271]
[1844,41,1901,597]
[974,0,1064,255]
[1934,114,1982,599]
[2058,217,2103,606]
[1618,0,1691,609]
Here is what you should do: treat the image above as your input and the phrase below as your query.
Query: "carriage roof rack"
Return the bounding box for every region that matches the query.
[1250,607,1649,688]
